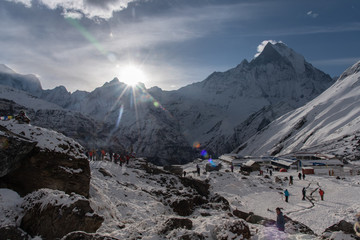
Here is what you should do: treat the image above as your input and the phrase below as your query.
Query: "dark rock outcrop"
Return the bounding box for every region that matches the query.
[61,231,119,240]
[0,226,30,240]
[322,220,360,239]
[213,219,251,240]
[0,151,90,197]
[0,125,37,177]
[21,190,103,239]
[160,218,193,235]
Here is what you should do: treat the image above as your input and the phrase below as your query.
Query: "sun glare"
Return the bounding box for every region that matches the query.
[119,65,147,87]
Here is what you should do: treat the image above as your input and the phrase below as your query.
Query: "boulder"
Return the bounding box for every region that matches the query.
[62,231,119,240]
[0,226,30,240]
[0,125,37,177]
[213,219,251,240]
[0,151,90,197]
[21,189,103,239]
[0,123,90,197]
[160,218,193,235]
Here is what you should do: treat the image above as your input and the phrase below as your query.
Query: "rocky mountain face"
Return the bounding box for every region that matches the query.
[234,60,360,159]
[0,42,334,164]
[0,120,104,239]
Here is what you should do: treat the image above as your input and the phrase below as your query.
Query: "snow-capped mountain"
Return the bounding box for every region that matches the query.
[163,42,334,155]
[0,42,335,164]
[234,60,360,160]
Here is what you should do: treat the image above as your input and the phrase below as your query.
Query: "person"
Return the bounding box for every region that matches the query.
[303,173,306,180]
[15,110,30,124]
[284,189,289,202]
[298,172,302,180]
[289,176,293,185]
[319,188,324,201]
[230,163,234,172]
[196,164,200,176]
[276,207,285,231]
[269,170,273,176]
[183,171,186,177]
[302,187,306,200]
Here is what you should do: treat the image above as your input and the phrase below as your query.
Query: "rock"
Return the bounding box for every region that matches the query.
[0,125,37,177]
[0,123,91,197]
[163,165,183,176]
[284,215,315,235]
[160,218,193,235]
[0,151,90,197]
[0,226,30,240]
[233,209,250,220]
[170,199,195,216]
[324,220,356,235]
[179,177,210,197]
[20,189,103,239]
[62,231,119,240]
[99,168,112,177]
[213,219,251,240]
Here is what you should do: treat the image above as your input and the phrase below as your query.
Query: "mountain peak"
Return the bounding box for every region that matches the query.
[339,60,360,81]
[251,42,283,65]
[0,64,16,74]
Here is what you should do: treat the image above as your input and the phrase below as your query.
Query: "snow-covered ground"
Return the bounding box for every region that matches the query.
[1,157,359,239]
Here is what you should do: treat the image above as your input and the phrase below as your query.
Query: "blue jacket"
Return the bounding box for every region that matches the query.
[284,190,289,197]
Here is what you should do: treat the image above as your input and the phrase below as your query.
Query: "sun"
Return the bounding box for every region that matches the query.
[119,65,147,87]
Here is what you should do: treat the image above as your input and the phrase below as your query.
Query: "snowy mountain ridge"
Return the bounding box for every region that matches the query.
[235,60,360,159]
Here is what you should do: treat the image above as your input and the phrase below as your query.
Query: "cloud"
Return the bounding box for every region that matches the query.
[5,0,31,8]
[307,10,319,18]
[6,0,135,19]
[254,40,283,57]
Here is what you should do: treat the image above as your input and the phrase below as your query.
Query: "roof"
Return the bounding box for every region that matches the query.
[301,159,344,166]
[244,160,260,167]
[271,158,298,167]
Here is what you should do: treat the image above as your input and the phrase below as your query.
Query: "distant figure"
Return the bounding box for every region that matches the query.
[289,176,293,185]
[269,170,273,176]
[230,163,234,172]
[302,173,306,180]
[276,207,285,231]
[298,172,302,180]
[15,110,30,124]
[183,171,186,177]
[319,188,324,201]
[302,187,306,200]
[196,164,200,176]
[284,189,290,202]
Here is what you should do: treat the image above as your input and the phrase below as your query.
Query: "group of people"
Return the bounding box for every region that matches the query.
[87,149,135,166]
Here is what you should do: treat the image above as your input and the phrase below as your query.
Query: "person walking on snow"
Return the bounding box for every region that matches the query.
[284,189,290,202]
[196,164,200,176]
[298,172,302,180]
[276,207,285,231]
[302,187,306,200]
[289,176,293,185]
[230,163,234,172]
[319,188,324,201]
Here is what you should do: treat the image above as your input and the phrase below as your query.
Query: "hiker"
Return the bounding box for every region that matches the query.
[284,189,290,202]
[302,187,306,200]
[302,173,306,180]
[231,163,234,172]
[15,110,30,124]
[183,171,186,177]
[196,164,200,176]
[289,176,293,185]
[276,207,285,231]
[319,188,324,201]
[269,170,273,176]
[298,172,302,180]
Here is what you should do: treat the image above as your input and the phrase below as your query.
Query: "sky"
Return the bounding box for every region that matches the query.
[0,0,359,93]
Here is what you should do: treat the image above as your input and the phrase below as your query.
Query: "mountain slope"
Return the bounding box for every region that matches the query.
[234,60,360,160]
